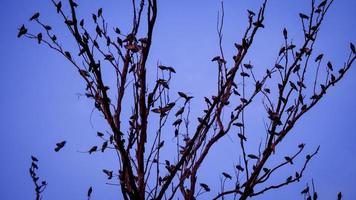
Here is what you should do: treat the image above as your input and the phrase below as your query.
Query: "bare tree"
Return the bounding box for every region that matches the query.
[19,0,355,199]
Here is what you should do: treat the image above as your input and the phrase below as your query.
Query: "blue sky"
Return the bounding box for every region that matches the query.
[0,0,355,199]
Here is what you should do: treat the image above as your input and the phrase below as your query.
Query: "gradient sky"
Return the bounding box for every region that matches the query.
[1,0,355,199]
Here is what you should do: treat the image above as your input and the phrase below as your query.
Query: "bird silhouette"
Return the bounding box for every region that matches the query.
[29,12,40,21]
[299,13,309,20]
[37,33,42,44]
[31,155,39,162]
[244,63,253,69]
[101,141,108,152]
[64,51,72,60]
[87,186,93,199]
[327,61,333,71]
[69,0,78,8]
[283,28,288,39]
[301,186,309,194]
[200,183,210,192]
[159,65,176,73]
[56,1,62,13]
[172,119,182,127]
[238,133,247,141]
[240,72,250,77]
[318,0,327,8]
[247,10,255,16]
[275,64,284,69]
[284,156,293,164]
[337,192,342,200]
[350,43,355,54]
[248,154,259,160]
[222,172,232,180]
[97,132,104,137]
[54,141,66,152]
[236,165,244,172]
[315,54,323,62]
[17,25,27,38]
[88,146,98,154]
[97,8,103,17]
[103,169,113,179]
[175,107,184,117]
[178,92,193,102]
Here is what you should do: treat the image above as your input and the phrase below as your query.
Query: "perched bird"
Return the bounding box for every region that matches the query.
[313,192,318,200]
[318,0,327,8]
[87,186,93,198]
[29,12,40,21]
[200,183,210,192]
[88,146,98,154]
[237,133,247,141]
[178,91,193,102]
[283,28,288,39]
[275,64,284,69]
[97,132,104,137]
[301,186,309,194]
[51,35,57,42]
[248,154,259,160]
[31,155,39,162]
[102,169,113,179]
[222,172,232,180]
[298,143,305,149]
[247,9,255,16]
[289,81,297,91]
[56,1,62,13]
[172,119,182,127]
[114,27,121,34]
[253,21,264,28]
[64,51,72,60]
[315,53,323,62]
[327,61,333,71]
[211,56,220,62]
[236,165,244,172]
[243,63,253,69]
[350,43,355,54]
[101,141,108,152]
[17,25,27,38]
[240,72,250,77]
[263,168,270,173]
[97,8,103,17]
[158,65,176,73]
[279,47,286,56]
[104,54,114,61]
[175,107,184,117]
[299,13,309,20]
[337,192,342,200]
[69,0,78,8]
[37,33,42,44]
[65,20,75,26]
[92,14,97,23]
[158,141,164,149]
[44,25,52,30]
[234,122,244,127]
[284,156,293,164]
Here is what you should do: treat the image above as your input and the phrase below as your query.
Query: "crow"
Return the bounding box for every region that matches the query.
[29,12,40,21]
[54,141,66,152]
[17,25,27,38]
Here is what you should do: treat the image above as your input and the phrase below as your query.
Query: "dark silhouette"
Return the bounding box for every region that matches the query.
[19,0,355,199]
[54,140,66,152]
[29,156,47,200]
